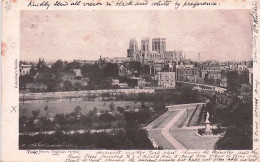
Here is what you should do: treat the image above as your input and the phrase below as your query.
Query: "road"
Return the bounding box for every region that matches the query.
[161,109,186,149]
[146,109,187,149]
[146,103,218,150]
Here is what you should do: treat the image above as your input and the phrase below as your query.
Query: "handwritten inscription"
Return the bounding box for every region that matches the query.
[27,1,51,10]
[26,0,220,9]
[254,79,259,143]
[26,150,259,162]
[252,1,258,63]
[182,1,217,8]
[10,106,17,113]
[5,0,12,12]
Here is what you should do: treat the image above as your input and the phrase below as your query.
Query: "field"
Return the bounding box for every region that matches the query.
[20,98,151,117]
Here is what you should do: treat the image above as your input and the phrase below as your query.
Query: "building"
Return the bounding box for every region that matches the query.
[73,69,82,78]
[127,77,146,88]
[127,37,183,64]
[173,50,184,62]
[157,72,176,88]
[152,38,166,53]
[113,57,132,64]
[201,65,221,79]
[112,79,120,86]
[164,51,174,63]
[237,61,247,71]
[119,65,131,77]
[176,66,200,83]
[141,38,150,61]
[20,64,32,76]
[127,38,141,61]
[220,72,228,88]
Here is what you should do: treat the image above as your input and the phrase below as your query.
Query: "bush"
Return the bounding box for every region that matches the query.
[198,128,205,135]
[117,106,125,114]
[19,128,155,150]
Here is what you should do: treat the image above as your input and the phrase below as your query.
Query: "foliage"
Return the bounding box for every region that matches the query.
[31,110,40,119]
[65,60,81,71]
[214,92,253,150]
[99,112,115,122]
[103,63,119,78]
[73,82,82,91]
[19,128,154,150]
[19,74,34,90]
[63,80,73,91]
[198,128,205,135]
[117,106,125,114]
[109,102,115,112]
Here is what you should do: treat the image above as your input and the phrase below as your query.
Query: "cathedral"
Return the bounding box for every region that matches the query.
[127,38,184,64]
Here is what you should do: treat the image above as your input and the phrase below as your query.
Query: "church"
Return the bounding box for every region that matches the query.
[127,38,184,64]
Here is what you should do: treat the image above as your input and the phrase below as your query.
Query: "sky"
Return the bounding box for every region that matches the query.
[21,10,253,62]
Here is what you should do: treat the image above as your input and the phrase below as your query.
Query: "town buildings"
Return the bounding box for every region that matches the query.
[19,37,253,90]
[176,66,200,83]
[157,72,176,88]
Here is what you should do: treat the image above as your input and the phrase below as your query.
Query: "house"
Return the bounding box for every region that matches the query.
[176,66,199,83]
[73,69,82,78]
[157,72,176,88]
[127,77,146,88]
[20,64,32,76]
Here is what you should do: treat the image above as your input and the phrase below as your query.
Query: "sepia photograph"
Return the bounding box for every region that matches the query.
[19,10,253,150]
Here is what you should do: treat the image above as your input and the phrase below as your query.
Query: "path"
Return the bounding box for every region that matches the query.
[161,109,186,149]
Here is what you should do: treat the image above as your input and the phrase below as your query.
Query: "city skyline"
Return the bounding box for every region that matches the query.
[21,10,252,62]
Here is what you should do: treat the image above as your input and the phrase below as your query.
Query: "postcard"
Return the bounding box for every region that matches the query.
[1,0,260,161]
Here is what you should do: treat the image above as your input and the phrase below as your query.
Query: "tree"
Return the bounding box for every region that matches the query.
[81,64,104,88]
[74,106,82,114]
[44,105,49,116]
[227,71,240,93]
[117,106,125,114]
[239,70,249,84]
[29,66,37,76]
[129,61,142,76]
[51,59,64,74]
[65,60,81,71]
[99,111,115,123]
[214,95,253,150]
[63,80,73,91]
[46,78,62,92]
[36,58,49,72]
[32,110,41,119]
[109,102,115,113]
[54,113,67,126]
[178,84,196,103]
[124,112,139,129]
[74,82,82,91]
[19,74,34,90]
[153,101,166,113]
[103,63,119,78]
[93,107,97,114]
